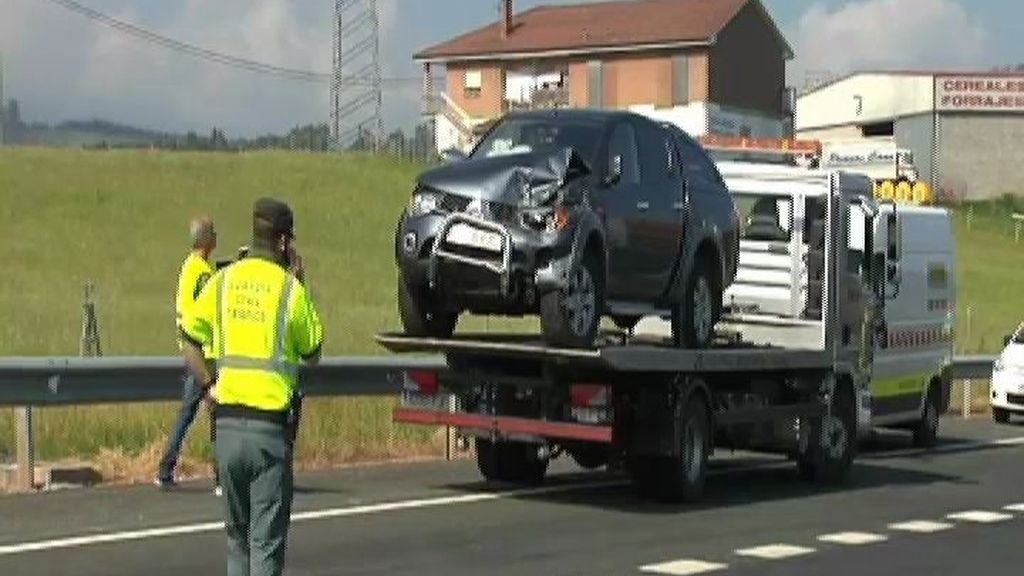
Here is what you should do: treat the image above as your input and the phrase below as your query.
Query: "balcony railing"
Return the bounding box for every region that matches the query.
[506,87,570,111]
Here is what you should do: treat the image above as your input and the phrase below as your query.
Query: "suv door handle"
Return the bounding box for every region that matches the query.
[637,200,650,211]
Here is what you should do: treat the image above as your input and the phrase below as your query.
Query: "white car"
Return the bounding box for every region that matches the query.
[992,322,1024,423]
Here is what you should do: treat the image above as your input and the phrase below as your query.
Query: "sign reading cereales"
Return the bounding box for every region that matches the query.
[936,74,1024,112]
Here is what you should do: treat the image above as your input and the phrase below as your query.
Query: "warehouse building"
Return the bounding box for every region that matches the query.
[796,71,1024,201]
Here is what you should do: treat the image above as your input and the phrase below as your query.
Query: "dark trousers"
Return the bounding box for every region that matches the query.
[215,415,294,576]
[158,371,218,485]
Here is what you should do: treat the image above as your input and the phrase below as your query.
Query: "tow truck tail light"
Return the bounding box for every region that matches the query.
[405,370,439,395]
[570,384,612,424]
[571,384,610,407]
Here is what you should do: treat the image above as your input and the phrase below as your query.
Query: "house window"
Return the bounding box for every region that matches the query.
[464,70,482,98]
[588,60,603,109]
[672,54,690,105]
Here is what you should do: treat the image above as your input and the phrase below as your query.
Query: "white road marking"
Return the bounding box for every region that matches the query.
[1003,503,1024,512]
[638,559,728,575]
[3,432,1024,558]
[946,510,1015,523]
[887,520,954,533]
[734,544,815,560]
[0,479,627,556]
[816,531,888,545]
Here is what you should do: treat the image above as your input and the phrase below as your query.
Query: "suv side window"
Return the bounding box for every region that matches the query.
[678,135,725,189]
[607,122,640,185]
[637,121,674,185]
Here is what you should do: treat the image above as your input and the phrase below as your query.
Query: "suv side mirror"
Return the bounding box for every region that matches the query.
[604,154,622,186]
[886,210,900,260]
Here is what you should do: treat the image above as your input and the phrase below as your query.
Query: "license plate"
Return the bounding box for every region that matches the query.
[446,223,503,252]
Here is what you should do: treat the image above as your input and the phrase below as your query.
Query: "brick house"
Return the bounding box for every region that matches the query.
[414,0,795,152]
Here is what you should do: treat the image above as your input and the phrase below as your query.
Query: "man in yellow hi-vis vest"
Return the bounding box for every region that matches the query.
[180,198,323,576]
[157,216,218,491]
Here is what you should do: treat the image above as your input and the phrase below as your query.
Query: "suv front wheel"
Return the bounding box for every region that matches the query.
[398,272,459,338]
[540,251,603,348]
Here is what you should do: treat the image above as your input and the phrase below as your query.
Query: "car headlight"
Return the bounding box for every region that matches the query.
[408,190,440,217]
[520,205,570,232]
[994,358,1005,373]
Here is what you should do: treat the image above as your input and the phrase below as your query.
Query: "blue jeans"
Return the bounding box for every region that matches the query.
[158,371,217,483]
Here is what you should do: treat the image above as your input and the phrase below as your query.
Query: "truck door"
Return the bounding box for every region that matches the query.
[868,204,929,420]
[829,172,882,383]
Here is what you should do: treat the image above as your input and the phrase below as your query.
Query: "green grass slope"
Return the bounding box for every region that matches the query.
[0,147,1020,470]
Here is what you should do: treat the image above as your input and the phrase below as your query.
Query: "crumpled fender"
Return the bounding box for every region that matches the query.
[534,208,606,293]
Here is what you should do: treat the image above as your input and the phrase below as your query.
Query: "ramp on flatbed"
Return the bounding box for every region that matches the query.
[375,332,833,373]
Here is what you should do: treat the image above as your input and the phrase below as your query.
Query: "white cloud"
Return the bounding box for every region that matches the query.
[791,0,988,88]
[1,0,334,137]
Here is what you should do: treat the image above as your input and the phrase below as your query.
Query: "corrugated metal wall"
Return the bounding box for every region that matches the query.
[936,113,1024,200]
[894,113,936,190]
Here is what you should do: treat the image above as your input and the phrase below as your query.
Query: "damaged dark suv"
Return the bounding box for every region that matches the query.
[394,109,739,348]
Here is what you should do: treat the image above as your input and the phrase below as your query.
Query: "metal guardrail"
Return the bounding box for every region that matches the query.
[0,355,995,407]
[945,355,996,381]
[0,355,447,407]
[0,353,997,492]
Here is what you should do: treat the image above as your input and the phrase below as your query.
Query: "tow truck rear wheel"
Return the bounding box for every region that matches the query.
[398,273,458,338]
[912,385,940,448]
[797,383,856,485]
[475,439,549,485]
[630,395,710,503]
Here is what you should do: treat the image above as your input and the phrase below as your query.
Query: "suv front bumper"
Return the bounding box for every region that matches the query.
[396,209,575,311]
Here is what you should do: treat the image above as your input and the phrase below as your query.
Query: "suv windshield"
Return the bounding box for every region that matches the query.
[1014,326,1024,344]
[471,117,602,162]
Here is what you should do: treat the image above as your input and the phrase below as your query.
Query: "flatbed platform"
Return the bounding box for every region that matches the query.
[375,332,834,373]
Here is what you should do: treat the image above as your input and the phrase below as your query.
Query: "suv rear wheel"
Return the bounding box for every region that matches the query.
[398,272,458,338]
[541,251,603,348]
[672,259,719,349]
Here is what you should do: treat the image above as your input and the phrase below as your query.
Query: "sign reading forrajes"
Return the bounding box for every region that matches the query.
[935,75,1024,112]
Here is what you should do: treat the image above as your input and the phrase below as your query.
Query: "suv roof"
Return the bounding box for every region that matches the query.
[501,108,646,125]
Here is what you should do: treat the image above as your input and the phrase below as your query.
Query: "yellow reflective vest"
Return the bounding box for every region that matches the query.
[180,256,324,411]
[176,251,214,355]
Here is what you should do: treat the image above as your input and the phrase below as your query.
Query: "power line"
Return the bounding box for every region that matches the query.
[41,0,419,85]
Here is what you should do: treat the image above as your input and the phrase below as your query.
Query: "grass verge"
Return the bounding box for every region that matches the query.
[0,148,1021,479]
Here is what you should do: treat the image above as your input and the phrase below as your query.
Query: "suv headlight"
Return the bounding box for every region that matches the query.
[408,190,440,217]
[994,358,1005,373]
[521,205,570,232]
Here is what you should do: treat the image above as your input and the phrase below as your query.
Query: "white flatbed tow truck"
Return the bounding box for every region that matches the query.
[377,155,950,503]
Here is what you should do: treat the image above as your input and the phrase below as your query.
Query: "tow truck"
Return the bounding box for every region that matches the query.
[377,141,916,503]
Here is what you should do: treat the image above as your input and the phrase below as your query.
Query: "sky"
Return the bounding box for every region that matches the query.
[1,0,1021,137]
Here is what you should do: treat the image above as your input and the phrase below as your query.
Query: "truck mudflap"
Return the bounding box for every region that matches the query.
[393,407,613,444]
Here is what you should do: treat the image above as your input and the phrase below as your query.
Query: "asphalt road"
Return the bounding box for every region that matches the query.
[2,416,1024,575]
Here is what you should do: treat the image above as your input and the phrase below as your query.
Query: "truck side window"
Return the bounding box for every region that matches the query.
[607,123,640,186]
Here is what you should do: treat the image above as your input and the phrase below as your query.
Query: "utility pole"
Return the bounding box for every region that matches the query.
[329,0,383,152]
